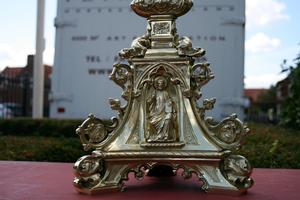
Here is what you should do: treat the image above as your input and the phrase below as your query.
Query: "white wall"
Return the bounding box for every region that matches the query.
[50,0,246,120]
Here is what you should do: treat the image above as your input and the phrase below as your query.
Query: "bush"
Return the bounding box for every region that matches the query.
[0,135,87,162]
[239,123,300,168]
[0,121,300,168]
[0,118,82,137]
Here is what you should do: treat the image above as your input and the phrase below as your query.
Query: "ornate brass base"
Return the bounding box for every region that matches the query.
[74,151,253,195]
[73,0,253,196]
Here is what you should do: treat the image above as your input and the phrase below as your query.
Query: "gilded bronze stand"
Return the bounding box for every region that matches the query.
[73,0,253,195]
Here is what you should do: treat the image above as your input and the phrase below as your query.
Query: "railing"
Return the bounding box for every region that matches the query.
[0,72,50,118]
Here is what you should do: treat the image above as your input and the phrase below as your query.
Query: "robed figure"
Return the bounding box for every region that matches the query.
[146,76,178,142]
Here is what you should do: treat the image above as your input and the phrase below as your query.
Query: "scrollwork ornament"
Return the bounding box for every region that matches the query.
[190,62,214,99]
[205,114,250,149]
[205,114,250,150]
[76,114,118,151]
[109,63,133,97]
[73,155,105,189]
[221,155,254,190]
[109,63,134,120]
[122,164,151,182]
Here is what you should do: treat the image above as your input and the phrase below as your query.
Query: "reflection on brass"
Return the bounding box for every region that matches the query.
[74,0,253,195]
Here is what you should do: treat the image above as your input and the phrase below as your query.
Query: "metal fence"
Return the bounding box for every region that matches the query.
[0,72,50,118]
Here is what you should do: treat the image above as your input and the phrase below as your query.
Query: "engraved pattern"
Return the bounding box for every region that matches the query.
[153,22,170,35]
[140,142,185,147]
[221,155,254,189]
[76,114,118,151]
[205,114,250,150]
[102,151,227,158]
[73,155,104,189]
[131,0,193,18]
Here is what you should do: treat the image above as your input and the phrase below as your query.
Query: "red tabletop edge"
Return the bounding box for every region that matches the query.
[0,161,300,200]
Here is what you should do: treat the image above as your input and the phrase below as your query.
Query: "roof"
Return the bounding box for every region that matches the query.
[0,65,52,79]
[0,67,23,77]
[244,88,268,103]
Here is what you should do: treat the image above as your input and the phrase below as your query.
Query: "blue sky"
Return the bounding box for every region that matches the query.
[245,0,300,88]
[0,0,56,68]
[0,0,299,88]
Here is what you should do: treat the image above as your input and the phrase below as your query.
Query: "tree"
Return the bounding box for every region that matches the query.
[280,53,300,129]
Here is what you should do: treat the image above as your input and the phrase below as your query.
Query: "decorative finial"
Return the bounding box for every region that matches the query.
[130,0,193,18]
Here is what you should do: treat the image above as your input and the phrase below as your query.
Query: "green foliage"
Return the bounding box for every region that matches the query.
[0,136,87,162]
[239,123,300,168]
[280,54,300,129]
[0,123,300,168]
[0,118,82,137]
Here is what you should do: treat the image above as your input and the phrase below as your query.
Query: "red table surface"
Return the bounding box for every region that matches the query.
[0,161,300,200]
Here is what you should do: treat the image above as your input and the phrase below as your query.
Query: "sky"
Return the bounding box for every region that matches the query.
[0,0,299,89]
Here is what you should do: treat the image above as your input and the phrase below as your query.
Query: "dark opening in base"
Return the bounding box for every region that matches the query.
[147,165,176,177]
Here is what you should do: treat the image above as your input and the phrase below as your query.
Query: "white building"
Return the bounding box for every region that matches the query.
[50,0,246,120]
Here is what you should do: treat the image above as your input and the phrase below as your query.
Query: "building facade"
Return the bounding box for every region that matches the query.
[0,55,52,117]
[51,0,246,119]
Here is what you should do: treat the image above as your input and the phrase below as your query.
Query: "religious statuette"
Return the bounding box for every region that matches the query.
[73,0,253,195]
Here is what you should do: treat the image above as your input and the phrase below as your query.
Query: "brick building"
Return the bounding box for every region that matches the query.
[0,55,52,117]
